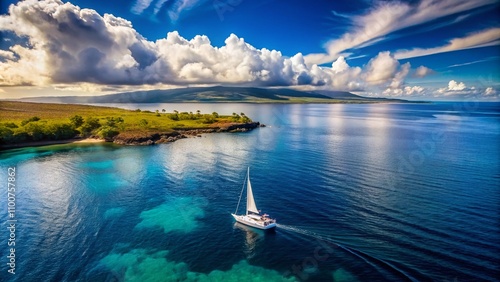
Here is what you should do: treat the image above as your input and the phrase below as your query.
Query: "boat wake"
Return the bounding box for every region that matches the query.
[276,224,420,282]
[276,224,328,240]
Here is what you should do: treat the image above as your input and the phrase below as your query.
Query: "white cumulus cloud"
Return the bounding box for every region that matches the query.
[0,0,444,97]
[448,80,467,91]
[364,52,400,85]
[414,66,434,77]
[331,56,349,73]
[405,86,425,95]
[0,0,328,87]
[485,87,496,95]
[0,50,16,61]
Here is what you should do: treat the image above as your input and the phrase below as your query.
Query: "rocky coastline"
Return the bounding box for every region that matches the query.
[112,122,263,146]
[0,122,264,150]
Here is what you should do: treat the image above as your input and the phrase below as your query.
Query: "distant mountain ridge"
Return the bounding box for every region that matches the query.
[18,86,405,103]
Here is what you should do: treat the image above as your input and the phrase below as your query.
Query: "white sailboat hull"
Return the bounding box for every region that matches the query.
[231,214,277,230]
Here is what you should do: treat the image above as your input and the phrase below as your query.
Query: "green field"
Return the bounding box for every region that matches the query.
[0,101,250,145]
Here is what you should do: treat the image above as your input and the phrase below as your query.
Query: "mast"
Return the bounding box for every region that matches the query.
[246,167,259,215]
[234,170,246,214]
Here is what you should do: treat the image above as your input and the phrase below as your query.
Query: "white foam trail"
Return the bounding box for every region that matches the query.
[277,224,330,241]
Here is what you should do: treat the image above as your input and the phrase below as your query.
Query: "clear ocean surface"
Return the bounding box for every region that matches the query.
[1,102,499,281]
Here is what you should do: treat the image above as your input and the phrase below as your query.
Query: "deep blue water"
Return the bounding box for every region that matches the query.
[0,102,499,281]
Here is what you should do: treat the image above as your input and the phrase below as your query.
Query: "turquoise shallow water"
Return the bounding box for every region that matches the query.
[0,102,499,281]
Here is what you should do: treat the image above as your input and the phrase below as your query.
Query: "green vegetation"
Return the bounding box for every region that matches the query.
[69,115,84,128]
[0,101,253,146]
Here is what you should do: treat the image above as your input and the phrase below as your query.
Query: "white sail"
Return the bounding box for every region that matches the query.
[246,168,259,214]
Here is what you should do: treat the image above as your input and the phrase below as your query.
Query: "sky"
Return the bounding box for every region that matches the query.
[0,0,499,100]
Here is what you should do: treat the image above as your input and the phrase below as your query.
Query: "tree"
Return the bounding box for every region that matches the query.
[179,112,190,120]
[231,114,241,122]
[0,126,14,144]
[203,114,215,124]
[23,122,45,141]
[212,112,219,118]
[45,123,77,140]
[169,113,179,121]
[81,117,101,135]
[70,115,84,128]
[162,109,166,113]
[96,126,119,140]
[105,117,124,127]
[241,116,251,123]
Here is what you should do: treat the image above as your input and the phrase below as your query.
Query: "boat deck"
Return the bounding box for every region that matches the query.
[231,213,277,230]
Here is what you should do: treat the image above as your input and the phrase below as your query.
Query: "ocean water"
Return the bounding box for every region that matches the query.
[0,102,499,282]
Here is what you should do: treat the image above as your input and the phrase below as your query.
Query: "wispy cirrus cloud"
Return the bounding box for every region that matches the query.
[447,57,499,68]
[131,0,204,22]
[131,0,156,15]
[305,0,498,65]
[168,0,203,21]
[394,28,500,59]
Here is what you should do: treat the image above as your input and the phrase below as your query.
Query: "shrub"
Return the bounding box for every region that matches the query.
[2,122,18,129]
[241,116,251,123]
[96,126,119,140]
[81,117,101,135]
[168,113,179,121]
[179,112,190,120]
[44,123,78,140]
[20,116,40,126]
[105,117,124,127]
[231,114,241,122]
[23,122,45,141]
[0,126,14,144]
[70,115,84,128]
[203,114,215,124]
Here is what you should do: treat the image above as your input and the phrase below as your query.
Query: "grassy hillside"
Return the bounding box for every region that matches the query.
[0,101,250,145]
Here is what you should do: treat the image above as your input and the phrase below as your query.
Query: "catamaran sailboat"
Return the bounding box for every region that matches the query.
[231,167,277,230]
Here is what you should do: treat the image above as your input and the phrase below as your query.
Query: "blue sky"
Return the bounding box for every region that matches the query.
[0,0,499,100]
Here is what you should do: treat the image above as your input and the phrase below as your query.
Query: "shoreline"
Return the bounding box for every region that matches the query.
[0,122,262,150]
[0,137,106,150]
